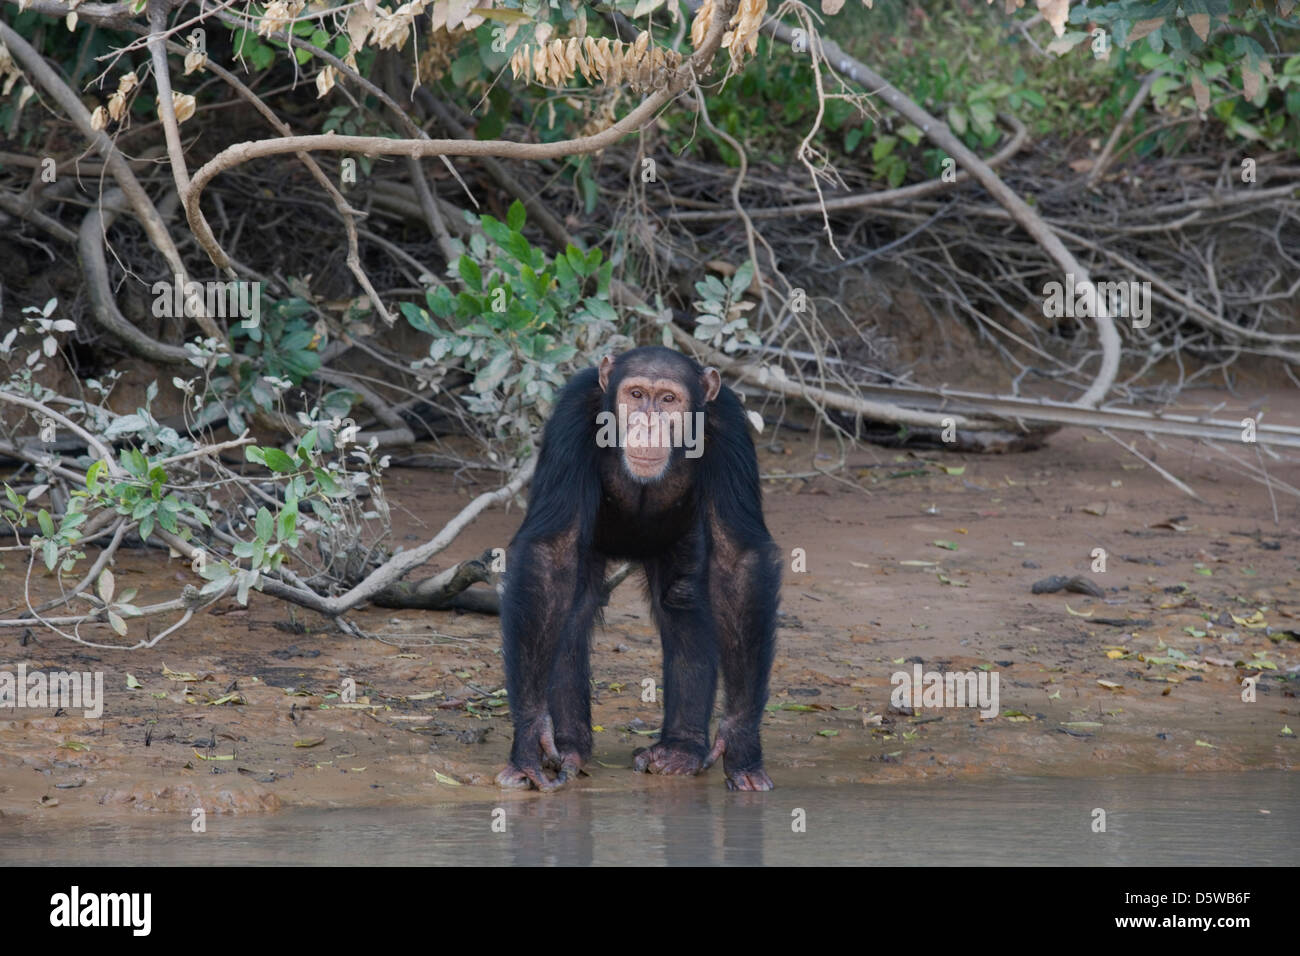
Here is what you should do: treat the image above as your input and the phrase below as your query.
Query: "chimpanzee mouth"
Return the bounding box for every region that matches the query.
[627,450,669,463]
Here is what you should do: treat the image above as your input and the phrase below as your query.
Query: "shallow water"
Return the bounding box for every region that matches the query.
[3,772,1296,866]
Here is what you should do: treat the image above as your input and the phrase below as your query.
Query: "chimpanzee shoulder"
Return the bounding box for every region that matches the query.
[699,382,769,549]
[517,367,604,542]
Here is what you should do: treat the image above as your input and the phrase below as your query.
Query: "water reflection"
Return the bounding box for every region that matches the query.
[1,773,1295,866]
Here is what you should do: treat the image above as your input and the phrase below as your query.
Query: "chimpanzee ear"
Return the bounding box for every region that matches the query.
[702,367,722,403]
[598,354,615,392]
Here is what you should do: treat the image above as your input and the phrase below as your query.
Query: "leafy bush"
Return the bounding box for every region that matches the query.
[400,200,634,459]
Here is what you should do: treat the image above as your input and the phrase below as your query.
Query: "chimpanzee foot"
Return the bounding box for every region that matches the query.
[725,768,774,791]
[632,742,707,776]
[704,721,774,791]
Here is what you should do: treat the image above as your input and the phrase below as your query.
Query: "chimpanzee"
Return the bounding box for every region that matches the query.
[496,346,780,792]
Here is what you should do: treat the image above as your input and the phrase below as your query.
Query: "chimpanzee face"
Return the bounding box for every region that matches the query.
[614,373,689,480]
[598,353,721,484]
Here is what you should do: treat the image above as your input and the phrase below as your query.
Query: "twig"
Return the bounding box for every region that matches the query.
[1099,428,1199,499]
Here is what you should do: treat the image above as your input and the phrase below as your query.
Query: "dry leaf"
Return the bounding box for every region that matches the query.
[164,92,197,124]
[1128,18,1164,43]
[1036,0,1068,36]
[1242,63,1261,101]
[1191,74,1210,113]
[315,64,336,98]
[691,0,716,51]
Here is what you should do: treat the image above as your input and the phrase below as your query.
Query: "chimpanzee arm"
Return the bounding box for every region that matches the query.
[705,524,780,790]
[499,530,604,790]
[497,369,604,791]
[699,384,781,791]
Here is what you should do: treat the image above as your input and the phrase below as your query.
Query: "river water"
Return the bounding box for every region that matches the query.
[2,772,1295,866]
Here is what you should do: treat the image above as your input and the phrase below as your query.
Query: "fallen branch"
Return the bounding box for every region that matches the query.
[671,114,1028,222]
[180,0,739,268]
[739,5,1121,408]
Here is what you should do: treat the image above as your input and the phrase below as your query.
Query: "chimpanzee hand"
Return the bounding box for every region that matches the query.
[495,713,585,792]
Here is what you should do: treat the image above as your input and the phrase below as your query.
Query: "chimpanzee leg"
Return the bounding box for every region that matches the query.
[633,548,718,776]
[546,557,605,778]
[704,535,780,791]
[497,532,603,791]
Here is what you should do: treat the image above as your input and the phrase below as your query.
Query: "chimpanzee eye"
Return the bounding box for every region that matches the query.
[662,394,675,403]
[630,389,642,399]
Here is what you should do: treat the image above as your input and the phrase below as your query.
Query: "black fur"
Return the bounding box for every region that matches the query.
[499,347,780,790]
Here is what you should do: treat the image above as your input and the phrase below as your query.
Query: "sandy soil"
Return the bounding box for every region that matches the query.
[0,387,1296,820]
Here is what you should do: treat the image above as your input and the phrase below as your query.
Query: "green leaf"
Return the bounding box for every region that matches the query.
[584,299,618,322]
[313,468,344,497]
[458,255,482,291]
[261,448,297,473]
[501,230,532,264]
[451,53,481,87]
[506,199,527,232]
[969,100,996,130]
[98,569,115,603]
[474,348,513,393]
[124,449,148,478]
[886,157,906,189]
[249,41,274,72]
[157,508,179,534]
[565,246,588,276]
[401,302,435,333]
[278,508,297,541]
[732,260,755,296]
[37,509,55,538]
[872,136,898,161]
[254,507,274,542]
